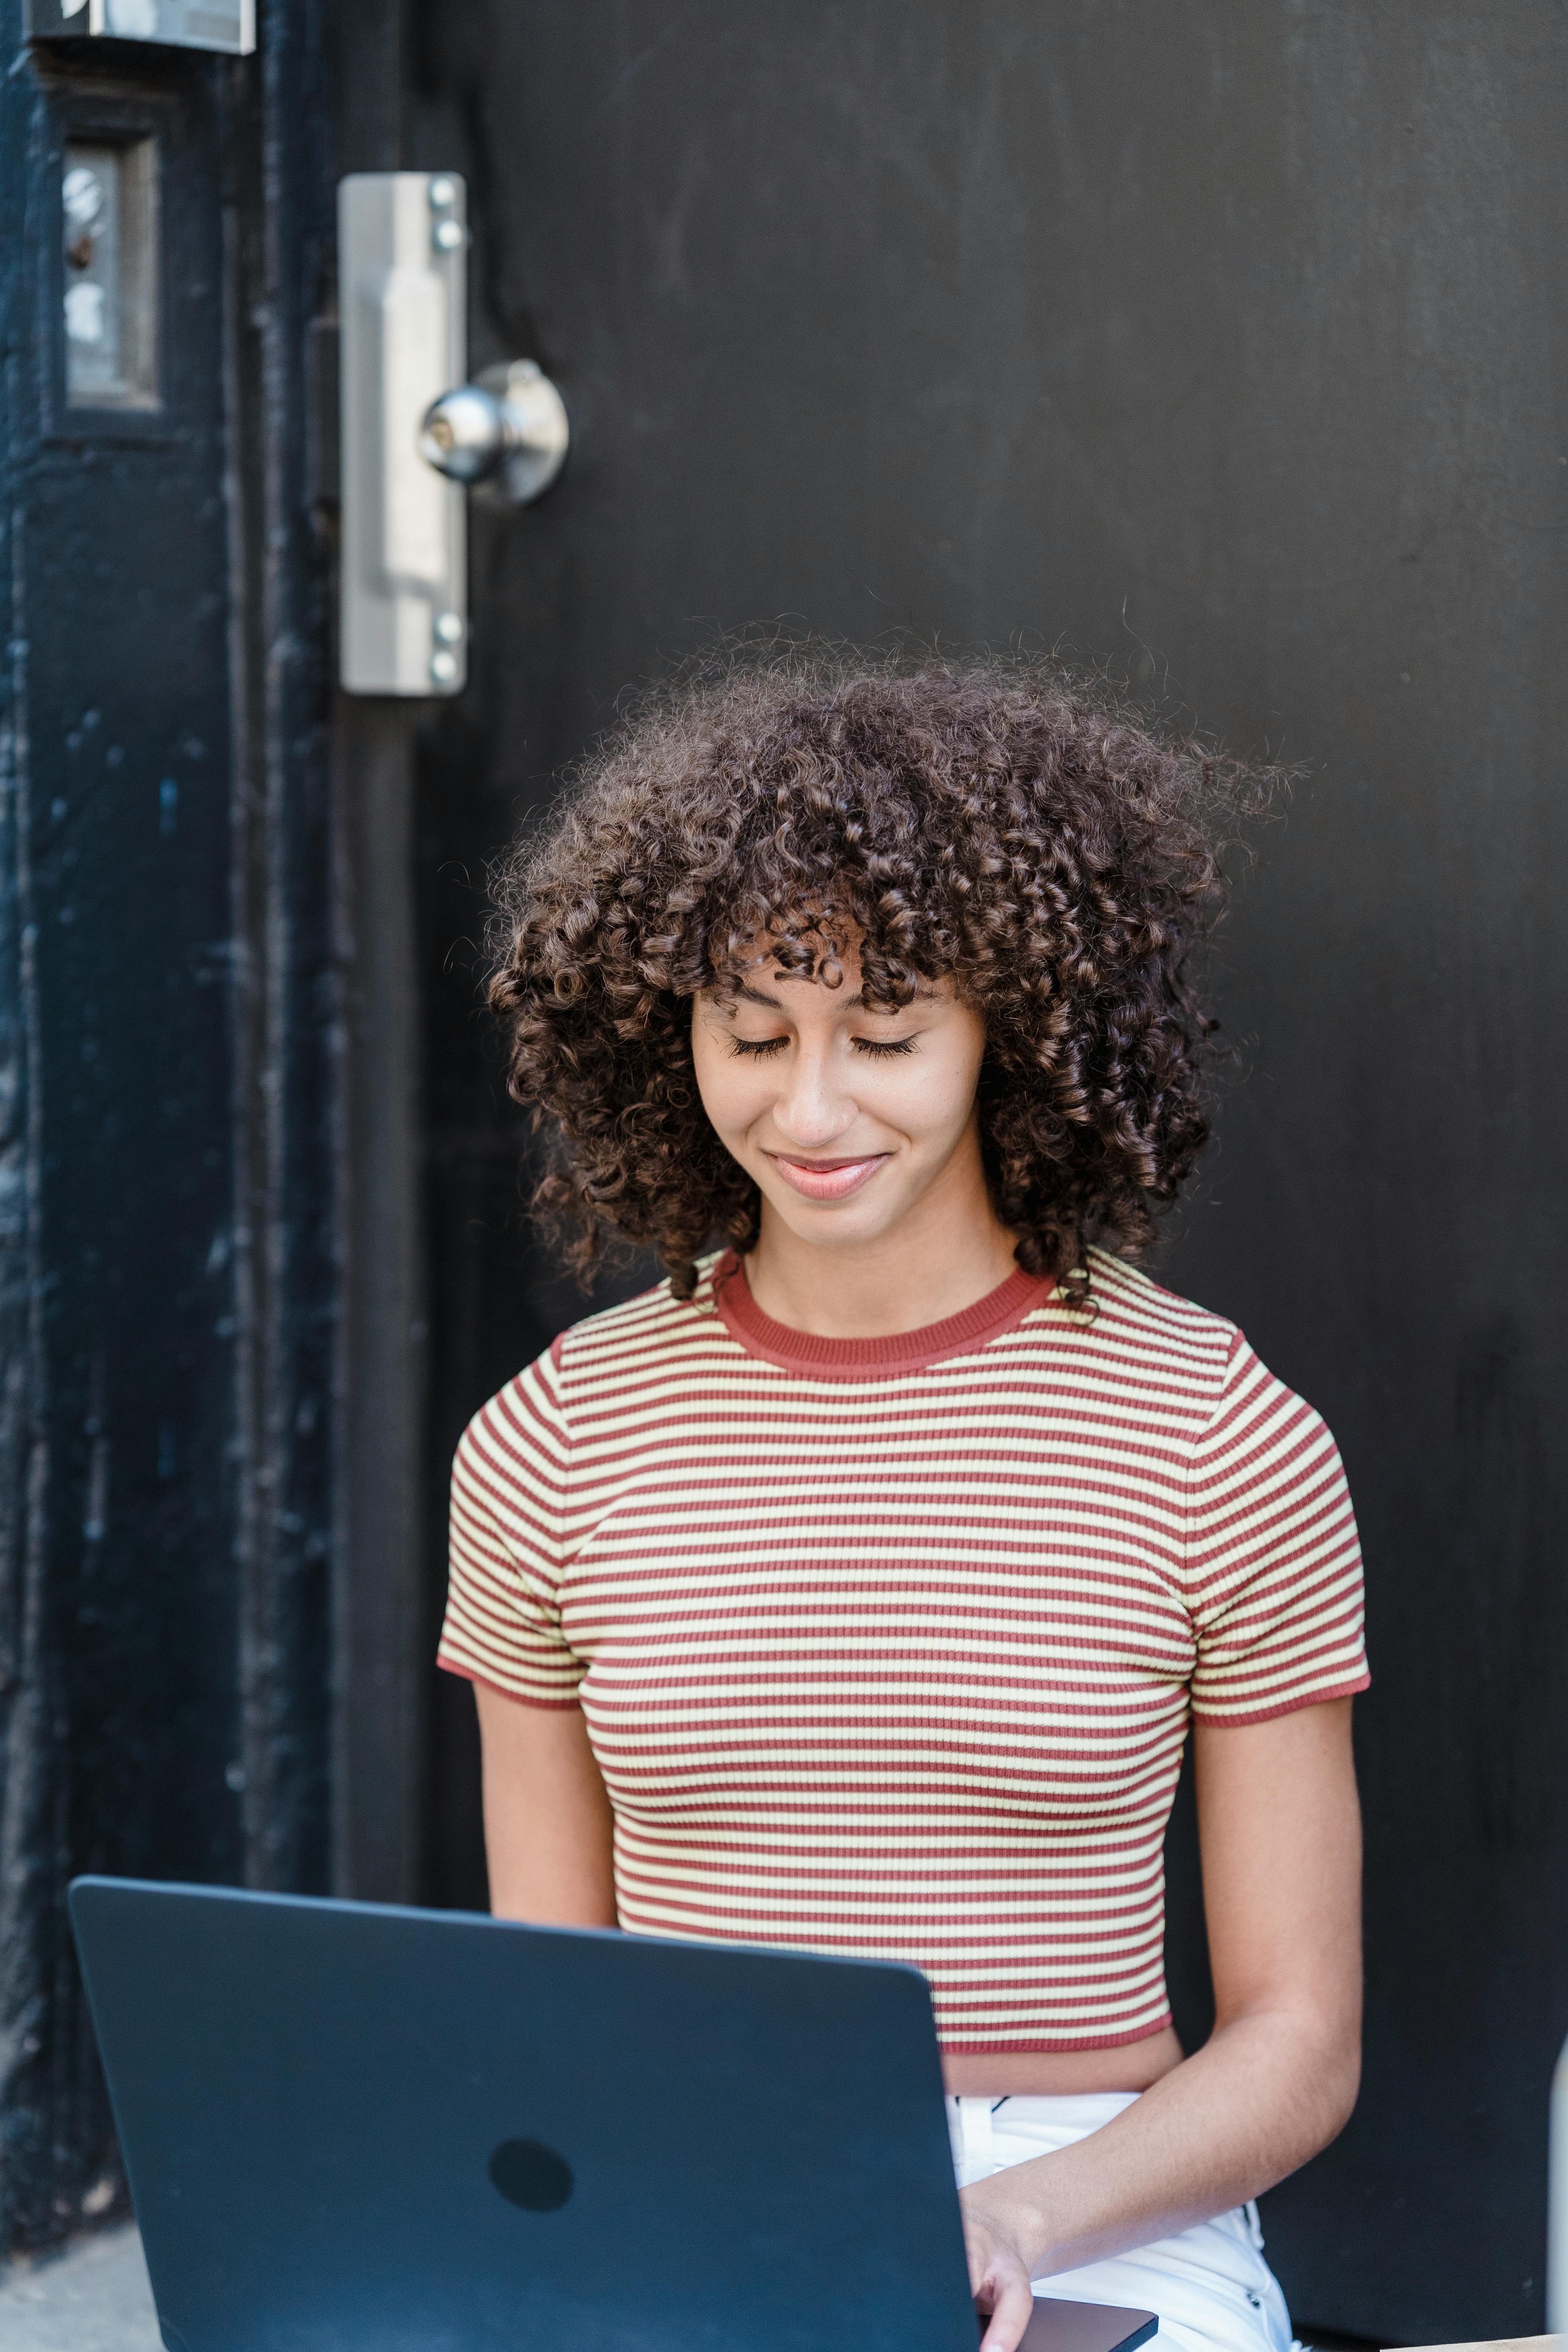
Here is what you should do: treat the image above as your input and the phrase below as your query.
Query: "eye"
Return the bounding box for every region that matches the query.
[729,1034,789,1058]
[852,1036,917,1058]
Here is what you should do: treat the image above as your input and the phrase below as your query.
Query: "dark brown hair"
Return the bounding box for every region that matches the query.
[488,650,1262,1307]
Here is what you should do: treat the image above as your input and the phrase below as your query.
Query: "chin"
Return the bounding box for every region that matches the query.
[763,1192,905,1248]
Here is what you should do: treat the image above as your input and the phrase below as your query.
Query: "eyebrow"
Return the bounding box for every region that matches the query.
[732,980,869,1011]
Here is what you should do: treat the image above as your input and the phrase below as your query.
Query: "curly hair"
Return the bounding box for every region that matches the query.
[487,650,1264,1308]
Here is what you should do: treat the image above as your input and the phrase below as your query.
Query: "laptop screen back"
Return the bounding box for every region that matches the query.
[70,1879,980,2352]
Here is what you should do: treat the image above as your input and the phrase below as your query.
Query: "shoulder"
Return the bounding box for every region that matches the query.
[457,1261,723,1468]
[452,1344,574,1514]
[1084,1252,1341,1455]
[1075,1249,1243,1404]
[546,1256,732,1396]
[1096,1268,1347,1509]
[1077,1252,1346,1479]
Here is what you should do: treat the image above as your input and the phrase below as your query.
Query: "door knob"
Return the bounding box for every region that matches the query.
[418,360,569,505]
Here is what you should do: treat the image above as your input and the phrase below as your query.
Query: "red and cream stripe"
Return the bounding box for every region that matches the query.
[440,1250,1368,2053]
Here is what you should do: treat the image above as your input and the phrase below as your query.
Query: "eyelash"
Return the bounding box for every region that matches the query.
[728,1036,916,1059]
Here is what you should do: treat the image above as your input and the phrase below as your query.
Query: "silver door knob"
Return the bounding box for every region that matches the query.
[417,359,569,505]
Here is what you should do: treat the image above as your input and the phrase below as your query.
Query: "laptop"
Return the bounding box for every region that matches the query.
[69,1878,1158,2352]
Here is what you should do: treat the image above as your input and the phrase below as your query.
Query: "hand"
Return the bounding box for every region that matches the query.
[960,2182,1040,2352]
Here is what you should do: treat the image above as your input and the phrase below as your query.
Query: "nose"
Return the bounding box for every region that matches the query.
[770,1038,857,1149]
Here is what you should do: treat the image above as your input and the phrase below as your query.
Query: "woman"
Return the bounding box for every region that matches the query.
[439,658,1367,2352]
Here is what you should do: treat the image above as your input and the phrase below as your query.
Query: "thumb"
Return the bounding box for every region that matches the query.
[977,2260,1037,2352]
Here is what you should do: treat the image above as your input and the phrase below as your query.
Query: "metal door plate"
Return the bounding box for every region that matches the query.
[338,173,468,698]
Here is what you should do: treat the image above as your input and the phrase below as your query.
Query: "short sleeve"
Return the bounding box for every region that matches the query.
[437,1349,585,1707]
[1185,1334,1370,1724]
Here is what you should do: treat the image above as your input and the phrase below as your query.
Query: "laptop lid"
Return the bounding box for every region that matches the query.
[70,1878,1155,2352]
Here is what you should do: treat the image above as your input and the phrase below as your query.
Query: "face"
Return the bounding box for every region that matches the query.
[691,941,990,1252]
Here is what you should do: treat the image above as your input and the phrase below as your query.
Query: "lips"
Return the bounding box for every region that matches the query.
[767,1152,889,1202]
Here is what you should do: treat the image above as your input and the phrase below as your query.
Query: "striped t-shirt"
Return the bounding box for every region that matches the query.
[439,1248,1368,2053]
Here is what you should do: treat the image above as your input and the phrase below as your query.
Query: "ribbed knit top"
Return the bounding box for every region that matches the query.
[439,1250,1368,2053]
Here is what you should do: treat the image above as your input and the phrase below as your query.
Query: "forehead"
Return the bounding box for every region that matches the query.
[706,958,953,1010]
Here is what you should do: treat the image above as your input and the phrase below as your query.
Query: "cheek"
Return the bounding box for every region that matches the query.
[900,1020,986,1138]
[691,1029,764,1138]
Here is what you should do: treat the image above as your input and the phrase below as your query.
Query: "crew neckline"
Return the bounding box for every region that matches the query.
[711,1251,1056,1379]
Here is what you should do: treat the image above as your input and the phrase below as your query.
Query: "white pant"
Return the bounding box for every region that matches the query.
[948,2093,1295,2352]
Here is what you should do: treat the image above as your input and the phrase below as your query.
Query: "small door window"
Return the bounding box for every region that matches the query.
[63,137,160,410]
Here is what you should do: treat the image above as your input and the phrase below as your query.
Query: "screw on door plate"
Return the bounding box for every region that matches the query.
[428,177,465,256]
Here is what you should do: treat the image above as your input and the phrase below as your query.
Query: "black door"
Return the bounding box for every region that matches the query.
[410,9,1568,2345]
[0,1,349,2251]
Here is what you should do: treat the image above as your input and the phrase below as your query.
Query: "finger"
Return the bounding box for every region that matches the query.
[977,2264,1037,2352]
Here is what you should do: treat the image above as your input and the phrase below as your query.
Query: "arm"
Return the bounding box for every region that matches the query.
[966,1696,1363,2352]
[476,1680,618,1927]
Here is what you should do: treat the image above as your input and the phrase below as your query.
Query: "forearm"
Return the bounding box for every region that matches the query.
[967,2006,1359,2278]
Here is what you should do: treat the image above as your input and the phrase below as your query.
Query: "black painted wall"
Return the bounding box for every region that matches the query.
[410,6,1568,2343]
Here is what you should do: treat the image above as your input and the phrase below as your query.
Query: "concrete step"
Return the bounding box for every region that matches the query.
[0,2225,159,2351]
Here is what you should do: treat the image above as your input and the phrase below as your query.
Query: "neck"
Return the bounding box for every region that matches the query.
[742,1134,1020,1338]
